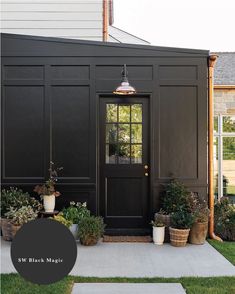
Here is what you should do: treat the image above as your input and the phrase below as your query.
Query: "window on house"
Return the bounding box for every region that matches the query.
[214,115,235,201]
[105,103,143,164]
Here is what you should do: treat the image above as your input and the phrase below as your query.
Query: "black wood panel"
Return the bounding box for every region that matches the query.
[2,86,44,180]
[159,86,198,179]
[51,86,90,180]
[1,33,209,233]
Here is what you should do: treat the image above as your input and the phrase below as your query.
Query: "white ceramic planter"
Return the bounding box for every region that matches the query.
[69,224,78,239]
[43,195,55,212]
[153,226,165,245]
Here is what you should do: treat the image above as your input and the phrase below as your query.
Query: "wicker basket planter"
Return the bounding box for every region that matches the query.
[80,235,99,246]
[189,221,208,245]
[1,218,21,241]
[169,227,190,247]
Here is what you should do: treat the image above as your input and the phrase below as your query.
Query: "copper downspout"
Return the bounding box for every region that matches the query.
[208,54,222,241]
[103,0,108,41]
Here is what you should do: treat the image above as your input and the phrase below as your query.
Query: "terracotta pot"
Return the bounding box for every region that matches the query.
[43,195,55,212]
[153,226,165,245]
[155,213,171,242]
[169,227,190,247]
[1,218,21,241]
[80,235,99,246]
[189,221,208,245]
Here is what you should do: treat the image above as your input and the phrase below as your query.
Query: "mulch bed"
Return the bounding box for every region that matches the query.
[103,235,152,243]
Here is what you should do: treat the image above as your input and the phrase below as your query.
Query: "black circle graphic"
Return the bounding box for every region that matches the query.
[11,218,77,285]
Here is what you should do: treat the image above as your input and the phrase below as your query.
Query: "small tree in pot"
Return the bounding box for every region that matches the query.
[78,216,105,246]
[155,179,195,242]
[150,219,165,245]
[189,200,210,245]
[170,206,194,247]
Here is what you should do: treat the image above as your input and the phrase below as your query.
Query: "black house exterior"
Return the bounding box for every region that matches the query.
[1,33,209,235]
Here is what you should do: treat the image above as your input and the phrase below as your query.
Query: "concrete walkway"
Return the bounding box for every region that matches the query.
[72,283,186,294]
[1,238,235,277]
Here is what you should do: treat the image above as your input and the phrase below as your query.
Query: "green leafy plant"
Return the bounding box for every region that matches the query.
[5,206,38,226]
[171,207,194,229]
[193,199,210,223]
[162,179,197,214]
[51,214,72,228]
[62,201,90,224]
[78,216,105,242]
[214,197,235,241]
[1,187,42,217]
[34,161,63,198]
[150,219,165,227]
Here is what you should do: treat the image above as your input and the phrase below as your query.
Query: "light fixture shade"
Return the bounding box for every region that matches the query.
[113,64,136,95]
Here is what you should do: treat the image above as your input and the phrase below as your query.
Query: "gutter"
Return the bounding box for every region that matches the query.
[103,0,108,41]
[208,54,223,242]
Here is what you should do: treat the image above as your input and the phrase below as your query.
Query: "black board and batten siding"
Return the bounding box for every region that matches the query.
[1,33,209,234]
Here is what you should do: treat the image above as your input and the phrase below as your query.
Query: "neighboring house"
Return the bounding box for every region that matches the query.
[1,0,149,44]
[213,52,235,200]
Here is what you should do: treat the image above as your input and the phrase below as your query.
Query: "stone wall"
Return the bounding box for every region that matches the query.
[214,89,235,115]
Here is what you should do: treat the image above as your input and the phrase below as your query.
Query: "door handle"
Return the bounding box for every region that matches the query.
[144,172,149,177]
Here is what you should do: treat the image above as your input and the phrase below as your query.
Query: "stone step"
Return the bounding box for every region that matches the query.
[72,283,186,294]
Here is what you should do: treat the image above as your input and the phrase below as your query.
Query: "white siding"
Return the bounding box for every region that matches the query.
[1,0,103,40]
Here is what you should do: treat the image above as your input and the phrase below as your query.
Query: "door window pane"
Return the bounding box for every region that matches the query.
[106,144,117,164]
[131,124,142,143]
[118,144,130,164]
[106,124,117,143]
[131,104,142,122]
[106,104,117,122]
[223,116,235,133]
[131,145,142,164]
[223,137,235,198]
[119,124,130,143]
[119,105,130,122]
[105,103,143,165]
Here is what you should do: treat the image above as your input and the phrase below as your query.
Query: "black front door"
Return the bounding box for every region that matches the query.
[99,97,150,235]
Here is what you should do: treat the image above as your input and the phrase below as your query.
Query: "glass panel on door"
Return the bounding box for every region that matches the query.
[105,103,143,164]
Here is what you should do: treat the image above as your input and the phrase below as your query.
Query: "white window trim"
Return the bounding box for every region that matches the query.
[214,114,235,199]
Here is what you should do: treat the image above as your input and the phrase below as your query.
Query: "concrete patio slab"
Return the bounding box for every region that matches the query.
[1,238,235,277]
[72,283,186,294]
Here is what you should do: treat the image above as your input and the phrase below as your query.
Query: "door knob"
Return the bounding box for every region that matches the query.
[144,165,149,170]
[145,172,149,177]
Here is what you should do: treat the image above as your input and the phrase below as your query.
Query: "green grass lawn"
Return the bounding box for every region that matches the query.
[1,274,235,294]
[208,240,235,265]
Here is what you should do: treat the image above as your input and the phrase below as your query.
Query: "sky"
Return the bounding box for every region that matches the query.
[114,0,235,52]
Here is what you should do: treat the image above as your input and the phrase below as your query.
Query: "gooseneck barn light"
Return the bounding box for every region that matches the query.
[113,64,136,95]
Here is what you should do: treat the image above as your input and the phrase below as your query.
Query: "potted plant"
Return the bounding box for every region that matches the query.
[4,206,39,240]
[1,187,42,241]
[157,179,195,242]
[34,161,63,212]
[78,216,105,246]
[150,219,165,245]
[170,206,194,247]
[50,213,72,228]
[189,200,210,245]
[62,201,90,238]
